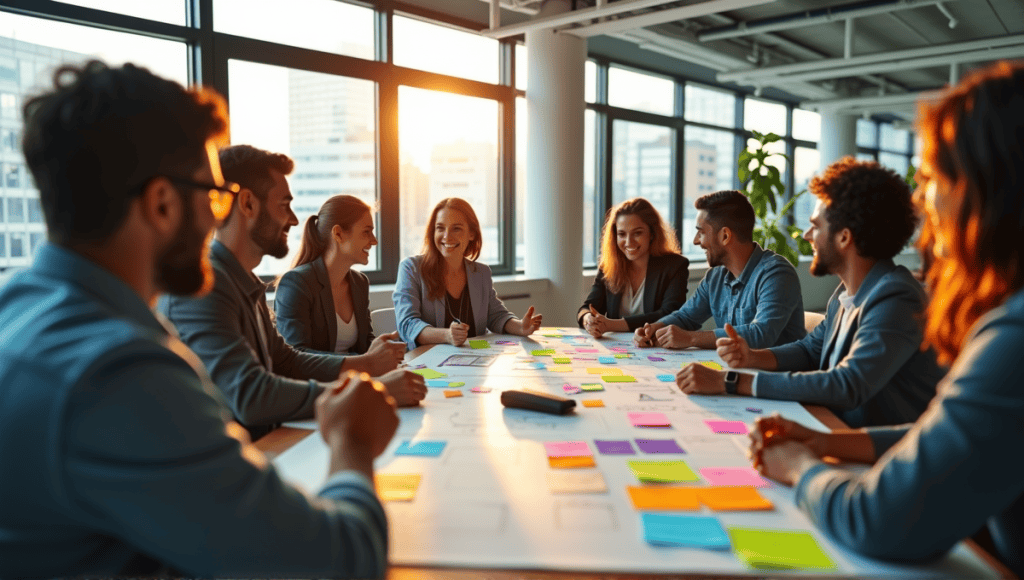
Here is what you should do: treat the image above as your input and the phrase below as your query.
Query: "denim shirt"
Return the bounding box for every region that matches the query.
[0,244,386,578]
[657,244,806,348]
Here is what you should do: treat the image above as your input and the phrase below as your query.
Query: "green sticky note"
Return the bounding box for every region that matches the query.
[412,368,446,380]
[531,349,556,356]
[628,460,700,483]
[580,383,604,392]
[613,353,631,359]
[602,374,637,383]
[469,339,489,349]
[728,527,837,570]
[553,357,572,364]
[448,381,465,388]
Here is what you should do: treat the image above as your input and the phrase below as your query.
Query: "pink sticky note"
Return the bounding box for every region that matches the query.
[576,347,599,353]
[628,412,671,427]
[704,420,748,434]
[544,441,592,458]
[470,386,492,393]
[699,467,770,487]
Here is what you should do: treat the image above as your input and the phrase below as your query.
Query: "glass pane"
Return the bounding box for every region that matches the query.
[685,83,736,128]
[399,86,499,264]
[611,121,673,241]
[857,152,876,162]
[879,152,909,178]
[856,118,877,148]
[59,0,185,25]
[229,60,378,277]
[583,108,597,268]
[608,67,674,116]
[0,234,4,257]
[585,60,596,103]
[792,109,820,142]
[793,146,820,230]
[393,16,498,84]
[744,98,787,136]
[879,123,910,152]
[684,126,735,257]
[515,44,527,91]
[215,0,373,59]
[0,11,186,271]
[516,97,526,271]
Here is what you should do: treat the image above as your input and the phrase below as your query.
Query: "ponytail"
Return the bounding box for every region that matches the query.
[272,195,373,289]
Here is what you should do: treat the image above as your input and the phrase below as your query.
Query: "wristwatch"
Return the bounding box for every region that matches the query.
[724,370,739,395]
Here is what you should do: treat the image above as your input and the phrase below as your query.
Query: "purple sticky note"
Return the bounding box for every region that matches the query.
[629,412,671,427]
[745,407,763,413]
[704,420,749,434]
[648,355,666,362]
[699,467,770,487]
[496,340,518,345]
[544,441,592,458]
[595,440,635,455]
[636,438,686,454]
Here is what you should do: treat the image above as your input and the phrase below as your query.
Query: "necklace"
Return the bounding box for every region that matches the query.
[445,283,470,327]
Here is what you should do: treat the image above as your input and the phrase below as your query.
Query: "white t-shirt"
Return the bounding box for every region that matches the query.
[334,313,358,353]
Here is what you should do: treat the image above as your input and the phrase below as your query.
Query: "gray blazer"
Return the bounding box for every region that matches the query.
[275,258,374,355]
[394,255,516,350]
[757,259,945,428]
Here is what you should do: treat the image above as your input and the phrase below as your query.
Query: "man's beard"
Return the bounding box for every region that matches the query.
[810,238,840,277]
[157,197,213,296]
[705,245,724,268]
[251,206,289,259]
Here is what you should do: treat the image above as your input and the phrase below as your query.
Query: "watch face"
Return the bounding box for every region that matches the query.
[725,371,739,383]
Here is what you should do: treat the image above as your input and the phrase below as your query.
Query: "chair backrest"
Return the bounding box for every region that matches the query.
[804,311,826,333]
[370,307,397,336]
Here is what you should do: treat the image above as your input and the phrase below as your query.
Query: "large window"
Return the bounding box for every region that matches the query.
[215,0,374,59]
[393,16,498,84]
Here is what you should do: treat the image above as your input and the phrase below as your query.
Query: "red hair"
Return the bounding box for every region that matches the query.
[420,198,482,300]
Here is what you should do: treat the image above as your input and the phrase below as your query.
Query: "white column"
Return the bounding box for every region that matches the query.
[818,108,858,171]
[525,0,586,326]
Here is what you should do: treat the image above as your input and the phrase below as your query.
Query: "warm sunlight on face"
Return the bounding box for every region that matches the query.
[615,214,651,263]
[434,208,474,260]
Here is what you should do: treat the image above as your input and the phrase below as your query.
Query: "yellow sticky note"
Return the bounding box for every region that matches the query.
[582,399,605,408]
[375,474,421,502]
[588,367,623,375]
[412,368,446,379]
[603,374,637,383]
[553,357,572,364]
[698,486,774,511]
[549,455,597,469]
[728,527,837,570]
[698,360,724,370]
[628,460,700,483]
[626,486,701,510]
[548,365,573,372]
[443,390,463,398]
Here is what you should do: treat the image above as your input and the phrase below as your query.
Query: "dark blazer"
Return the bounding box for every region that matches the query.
[577,253,689,331]
[274,258,374,355]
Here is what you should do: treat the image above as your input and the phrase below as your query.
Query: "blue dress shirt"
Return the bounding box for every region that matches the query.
[656,244,806,348]
[0,244,388,577]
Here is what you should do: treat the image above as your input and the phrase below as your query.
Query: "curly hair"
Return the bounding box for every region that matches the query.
[809,156,918,261]
[598,198,680,294]
[21,60,228,246]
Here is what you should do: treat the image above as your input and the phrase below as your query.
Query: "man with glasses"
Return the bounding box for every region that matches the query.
[0,60,397,577]
[160,144,426,440]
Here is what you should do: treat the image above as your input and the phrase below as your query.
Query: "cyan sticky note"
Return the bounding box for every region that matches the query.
[642,514,731,549]
[598,356,617,364]
[657,374,675,382]
[394,440,447,457]
[426,379,449,387]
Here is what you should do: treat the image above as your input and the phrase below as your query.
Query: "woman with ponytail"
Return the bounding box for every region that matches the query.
[393,197,543,349]
[274,195,405,375]
[746,61,1024,575]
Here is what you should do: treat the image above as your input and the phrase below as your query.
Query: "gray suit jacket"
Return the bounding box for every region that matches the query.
[394,255,516,350]
[275,258,374,355]
[159,241,344,439]
[757,259,945,427]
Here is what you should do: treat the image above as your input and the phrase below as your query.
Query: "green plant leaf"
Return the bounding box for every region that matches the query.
[761,132,782,144]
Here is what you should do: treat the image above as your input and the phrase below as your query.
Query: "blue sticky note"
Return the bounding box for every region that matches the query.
[641,513,731,549]
[598,356,617,364]
[657,374,675,382]
[528,362,547,369]
[394,440,447,457]
[426,379,449,387]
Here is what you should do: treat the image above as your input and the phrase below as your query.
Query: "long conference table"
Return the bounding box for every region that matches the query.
[256,331,1011,579]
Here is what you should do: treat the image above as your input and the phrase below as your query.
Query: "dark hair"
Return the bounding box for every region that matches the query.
[809,156,918,261]
[218,144,294,220]
[917,61,1024,365]
[421,198,482,300]
[598,198,680,294]
[21,60,228,246]
[292,195,373,268]
[694,190,755,243]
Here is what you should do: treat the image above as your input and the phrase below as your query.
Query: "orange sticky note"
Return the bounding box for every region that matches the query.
[627,486,700,510]
[582,399,605,408]
[698,486,774,511]
[443,390,463,398]
[588,367,623,375]
[549,455,597,468]
[375,474,421,502]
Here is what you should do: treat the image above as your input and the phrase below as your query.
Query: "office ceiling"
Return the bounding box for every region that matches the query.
[401,0,1024,119]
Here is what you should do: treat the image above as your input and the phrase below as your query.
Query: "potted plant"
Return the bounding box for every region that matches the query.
[737,130,812,266]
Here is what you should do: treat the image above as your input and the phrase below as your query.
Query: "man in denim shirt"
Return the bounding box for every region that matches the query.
[635,190,806,350]
[0,61,396,578]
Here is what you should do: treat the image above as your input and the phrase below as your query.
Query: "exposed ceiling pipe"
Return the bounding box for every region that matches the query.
[474,0,539,16]
[481,0,680,38]
[698,0,955,42]
[557,0,776,38]
[802,89,942,112]
[490,0,501,29]
[936,1,958,28]
[719,33,1024,83]
[844,18,854,58]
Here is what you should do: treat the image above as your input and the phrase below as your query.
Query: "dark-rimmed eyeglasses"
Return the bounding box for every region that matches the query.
[164,176,240,221]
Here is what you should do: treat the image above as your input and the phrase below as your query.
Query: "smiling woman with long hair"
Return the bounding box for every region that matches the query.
[393,197,542,348]
[746,61,1024,575]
